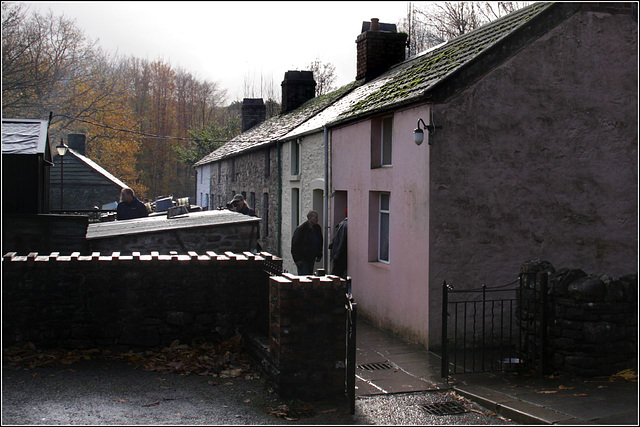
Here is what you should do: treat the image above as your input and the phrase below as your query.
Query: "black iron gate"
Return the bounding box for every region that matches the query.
[441,272,549,378]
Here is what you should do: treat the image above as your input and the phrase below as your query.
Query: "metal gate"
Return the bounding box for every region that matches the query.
[441,272,549,378]
[345,278,357,415]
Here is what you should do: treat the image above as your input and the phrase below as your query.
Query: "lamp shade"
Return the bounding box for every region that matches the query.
[56,142,68,156]
[413,128,424,146]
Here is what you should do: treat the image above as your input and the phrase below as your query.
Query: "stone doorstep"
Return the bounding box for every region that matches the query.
[453,384,578,425]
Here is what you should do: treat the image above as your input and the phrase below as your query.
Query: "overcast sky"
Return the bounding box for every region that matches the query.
[26,1,412,105]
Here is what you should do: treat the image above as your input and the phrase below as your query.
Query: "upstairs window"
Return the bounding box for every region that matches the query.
[231,158,236,182]
[371,115,393,168]
[264,148,271,178]
[291,139,300,176]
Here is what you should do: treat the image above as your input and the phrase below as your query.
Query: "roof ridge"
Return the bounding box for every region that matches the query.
[194,80,360,165]
[339,2,553,118]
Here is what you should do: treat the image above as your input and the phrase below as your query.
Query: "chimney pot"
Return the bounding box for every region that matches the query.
[370,18,379,31]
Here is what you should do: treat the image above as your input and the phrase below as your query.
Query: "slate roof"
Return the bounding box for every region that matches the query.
[334,2,553,122]
[193,82,357,166]
[287,2,554,138]
[65,147,129,189]
[2,119,52,162]
[86,209,259,240]
[197,2,554,161]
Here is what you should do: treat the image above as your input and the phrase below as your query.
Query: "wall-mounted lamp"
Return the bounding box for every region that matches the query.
[413,112,442,146]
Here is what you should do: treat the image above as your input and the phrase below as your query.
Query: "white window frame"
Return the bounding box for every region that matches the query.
[378,192,390,263]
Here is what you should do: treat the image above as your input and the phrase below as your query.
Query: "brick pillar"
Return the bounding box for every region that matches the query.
[268,273,347,399]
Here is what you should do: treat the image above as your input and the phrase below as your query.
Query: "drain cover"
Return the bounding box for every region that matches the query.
[421,401,468,416]
[357,362,393,371]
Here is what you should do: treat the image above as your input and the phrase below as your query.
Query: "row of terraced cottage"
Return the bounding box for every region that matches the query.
[193,3,638,350]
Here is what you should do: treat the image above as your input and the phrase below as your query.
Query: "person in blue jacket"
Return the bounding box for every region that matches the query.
[116,188,149,220]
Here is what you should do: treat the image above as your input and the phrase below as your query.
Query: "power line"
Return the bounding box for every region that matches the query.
[52,113,236,143]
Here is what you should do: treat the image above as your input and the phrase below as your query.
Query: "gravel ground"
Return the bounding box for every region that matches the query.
[2,358,515,425]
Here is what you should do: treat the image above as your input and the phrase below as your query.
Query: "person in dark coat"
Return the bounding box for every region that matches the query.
[329,216,348,278]
[228,194,256,216]
[116,188,149,220]
[291,210,323,275]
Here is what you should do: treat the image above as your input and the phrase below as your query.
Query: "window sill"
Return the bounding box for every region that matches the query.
[371,165,393,170]
[368,261,391,270]
[289,174,300,182]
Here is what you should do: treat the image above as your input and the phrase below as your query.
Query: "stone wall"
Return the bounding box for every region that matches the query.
[2,214,89,255]
[547,268,637,376]
[263,273,347,399]
[210,147,279,255]
[281,132,327,273]
[519,260,637,376]
[2,251,281,349]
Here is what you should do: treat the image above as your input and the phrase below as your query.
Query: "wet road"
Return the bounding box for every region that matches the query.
[2,358,514,425]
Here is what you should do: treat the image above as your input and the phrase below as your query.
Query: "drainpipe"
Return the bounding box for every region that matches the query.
[323,126,329,271]
[194,167,198,204]
[277,141,282,257]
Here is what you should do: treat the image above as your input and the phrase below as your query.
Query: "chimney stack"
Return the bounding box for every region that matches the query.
[356,19,407,82]
[281,70,316,114]
[66,134,86,155]
[241,98,266,132]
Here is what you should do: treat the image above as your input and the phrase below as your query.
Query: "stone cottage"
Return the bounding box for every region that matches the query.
[327,2,637,349]
[193,71,356,258]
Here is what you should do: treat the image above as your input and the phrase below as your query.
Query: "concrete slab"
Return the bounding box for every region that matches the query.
[497,399,574,425]
[355,318,638,426]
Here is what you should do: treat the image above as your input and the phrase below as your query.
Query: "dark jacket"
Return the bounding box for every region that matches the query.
[238,204,256,217]
[117,197,149,220]
[291,221,323,264]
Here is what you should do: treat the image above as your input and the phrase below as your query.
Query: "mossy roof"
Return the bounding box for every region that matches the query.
[194,82,357,166]
[335,2,552,121]
[196,2,553,165]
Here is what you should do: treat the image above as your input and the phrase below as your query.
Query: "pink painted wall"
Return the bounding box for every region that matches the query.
[331,105,432,347]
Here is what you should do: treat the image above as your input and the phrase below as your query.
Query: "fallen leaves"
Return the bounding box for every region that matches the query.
[609,369,637,382]
[266,402,317,421]
[3,344,102,369]
[557,385,575,390]
[535,390,558,394]
[3,334,260,381]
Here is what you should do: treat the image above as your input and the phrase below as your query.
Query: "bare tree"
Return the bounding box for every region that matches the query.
[243,70,280,118]
[308,58,337,96]
[1,2,100,117]
[399,2,530,57]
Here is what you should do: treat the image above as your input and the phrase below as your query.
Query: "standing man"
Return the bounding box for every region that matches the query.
[329,216,348,278]
[116,188,149,221]
[291,210,323,275]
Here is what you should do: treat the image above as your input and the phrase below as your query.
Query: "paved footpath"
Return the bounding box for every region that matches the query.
[355,319,639,425]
